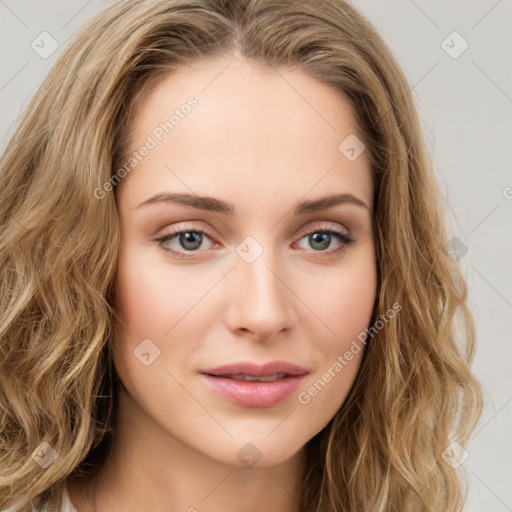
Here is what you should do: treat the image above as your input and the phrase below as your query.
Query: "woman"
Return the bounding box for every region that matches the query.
[0,0,483,511]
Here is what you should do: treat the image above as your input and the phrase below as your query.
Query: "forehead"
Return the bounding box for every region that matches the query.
[118,56,373,211]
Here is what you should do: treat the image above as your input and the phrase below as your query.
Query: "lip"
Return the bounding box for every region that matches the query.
[201,361,309,377]
[200,361,309,408]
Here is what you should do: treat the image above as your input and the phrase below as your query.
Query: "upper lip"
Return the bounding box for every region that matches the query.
[200,361,309,377]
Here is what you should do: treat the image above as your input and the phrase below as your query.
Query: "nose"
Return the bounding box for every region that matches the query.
[224,245,297,342]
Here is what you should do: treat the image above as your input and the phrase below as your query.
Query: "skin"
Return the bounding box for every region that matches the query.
[68,53,377,512]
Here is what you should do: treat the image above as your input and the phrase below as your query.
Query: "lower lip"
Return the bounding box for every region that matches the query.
[200,374,307,408]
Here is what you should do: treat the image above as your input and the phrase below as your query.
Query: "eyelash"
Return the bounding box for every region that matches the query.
[154,222,355,259]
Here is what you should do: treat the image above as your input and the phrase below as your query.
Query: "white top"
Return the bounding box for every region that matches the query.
[2,486,77,512]
[59,487,78,512]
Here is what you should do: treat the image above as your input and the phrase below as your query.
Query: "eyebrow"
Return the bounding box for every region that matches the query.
[137,192,373,215]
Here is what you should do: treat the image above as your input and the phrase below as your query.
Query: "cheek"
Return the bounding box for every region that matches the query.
[113,241,202,336]
[304,246,377,344]
[113,253,165,339]
[111,243,174,377]
[292,249,376,425]
[110,243,198,419]
[327,252,377,374]
[111,241,221,383]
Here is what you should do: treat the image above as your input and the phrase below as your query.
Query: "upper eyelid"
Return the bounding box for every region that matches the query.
[296,221,349,236]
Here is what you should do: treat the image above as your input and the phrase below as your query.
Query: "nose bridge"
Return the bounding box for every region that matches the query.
[236,238,287,308]
[226,235,295,339]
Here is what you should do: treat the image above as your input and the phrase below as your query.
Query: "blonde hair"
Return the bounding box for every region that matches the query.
[0,1,483,510]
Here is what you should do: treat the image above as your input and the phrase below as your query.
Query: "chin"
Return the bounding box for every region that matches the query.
[203,436,305,470]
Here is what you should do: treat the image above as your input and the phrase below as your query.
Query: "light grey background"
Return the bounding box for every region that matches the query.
[1,1,511,511]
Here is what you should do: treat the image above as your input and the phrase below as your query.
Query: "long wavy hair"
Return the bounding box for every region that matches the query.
[0,0,483,510]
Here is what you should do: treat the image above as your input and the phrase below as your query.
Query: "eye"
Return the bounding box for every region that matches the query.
[154,221,355,259]
[154,225,216,258]
[294,222,354,257]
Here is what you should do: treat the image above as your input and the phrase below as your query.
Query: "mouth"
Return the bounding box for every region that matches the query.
[200,360,308,378]
[204,372,292,382]
[199,361,309,408]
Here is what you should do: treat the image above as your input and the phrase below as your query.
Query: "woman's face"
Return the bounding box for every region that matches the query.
[113,55,377,468]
